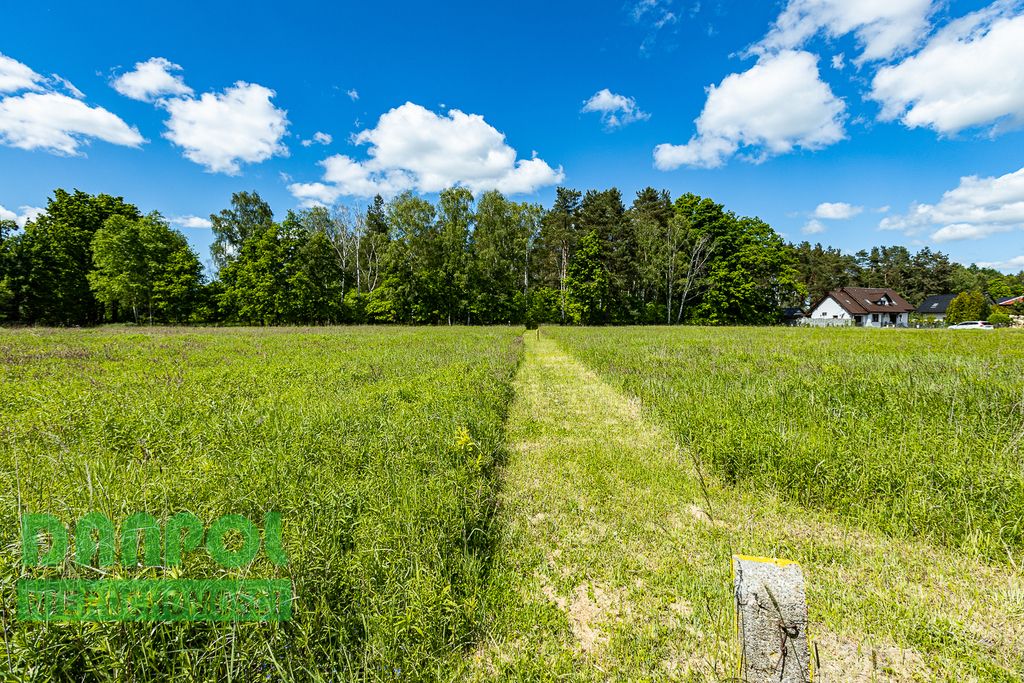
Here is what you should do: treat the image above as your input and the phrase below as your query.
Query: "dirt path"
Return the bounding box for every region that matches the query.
[468,332,1022,681]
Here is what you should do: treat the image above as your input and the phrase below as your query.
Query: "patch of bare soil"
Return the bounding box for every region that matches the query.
[813,629,929,682]
[539,576,626,653]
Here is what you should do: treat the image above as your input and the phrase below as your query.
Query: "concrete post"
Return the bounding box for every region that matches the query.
[733,555,811,683]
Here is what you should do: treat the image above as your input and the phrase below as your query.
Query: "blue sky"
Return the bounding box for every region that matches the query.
[2,0,1023,272]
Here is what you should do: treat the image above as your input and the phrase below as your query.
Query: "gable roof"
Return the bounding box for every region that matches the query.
[813,287,915,316]
[916,294,956,314]
[997,295,1024,306]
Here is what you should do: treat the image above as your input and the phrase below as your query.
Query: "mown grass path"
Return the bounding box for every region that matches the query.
[470,332,1023,682]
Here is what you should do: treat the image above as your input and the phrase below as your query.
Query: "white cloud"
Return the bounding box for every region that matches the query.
[930,222,1014,241]
[802,218,827,234]
[870,6,1024,136]
[289,102,563,203]
[632,0,678,27]
[977,254,1024,272]
[51,75,84,99]
[346,89,359,101]
[0,52,44,93]
[170,215,213,229]
[112,57,193,102]
[654,50,845,169]
[109,58,289,175]
[0,92,144,155]
[162,82,289,175]
[0,204,45,227]
[301,131,332,147]
[581,89,650,129]
[0,53,143,156]
[881,165,1024,242]
[814,201,863,219]
[752,0,934,64]
[632,0,679,52]
[831,53,845,70]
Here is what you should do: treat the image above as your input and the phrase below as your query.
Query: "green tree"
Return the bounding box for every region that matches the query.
[89,213,203,323]
[288,227,344,323]
[629,188,673,322]
[366,194,389,236]
[986,275,1014,301]
[0,219,16,320]
[675,194,800,325]
[368,192,439,323]
[789,242,861,306]
[16,190,141,324]
[536,188,582,323]
[578,188,632,322]
[437,188,473,324]
[209,191,274,270]
[946,291,990,324]
[564,231,609,325]
[469,191,539,324]
[218,223,293,324]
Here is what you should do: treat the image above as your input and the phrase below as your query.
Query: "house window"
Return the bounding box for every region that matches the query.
[872,314,879,322]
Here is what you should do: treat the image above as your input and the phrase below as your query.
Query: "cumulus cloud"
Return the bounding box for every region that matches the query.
[288,102,563,204]
[654,50,845,170]
[0,52,44,93]
[0,92,144,155]
[977,254,1024,272]
[109,57,289,174]
[752,0,934,64]
[870,6,1024,136]
[112,57,193,102]
[830,53,845,70]
[0,53,144,156]
[581,89,650,129]
[301,131,332,147]
[881,165,1024,242]
[0,204,45,227]
[170,215,213,229]
[814,201,863,219]
[802,218,827,234]
[161,82,289,175]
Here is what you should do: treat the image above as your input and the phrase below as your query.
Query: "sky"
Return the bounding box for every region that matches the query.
[1,0,1023,273]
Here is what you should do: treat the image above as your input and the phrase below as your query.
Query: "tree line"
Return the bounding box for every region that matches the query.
[1,187,1021,326]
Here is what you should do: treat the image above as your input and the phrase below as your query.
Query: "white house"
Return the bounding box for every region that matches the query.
[806,287,914,327]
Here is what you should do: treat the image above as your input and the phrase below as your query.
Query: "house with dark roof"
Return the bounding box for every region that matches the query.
[806,287,915,327]
[997,295,1024,307]
[781,307,806,325]
[915,294,957,321]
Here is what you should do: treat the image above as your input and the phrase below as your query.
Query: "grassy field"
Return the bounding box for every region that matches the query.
[2,324,1022,681]
[474,333,1022,681]
[0,326,522,681]
[547,326,1024,561]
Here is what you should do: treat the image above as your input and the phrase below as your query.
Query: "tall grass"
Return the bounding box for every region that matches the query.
[0,326,522,681]
[547,326,1024,561]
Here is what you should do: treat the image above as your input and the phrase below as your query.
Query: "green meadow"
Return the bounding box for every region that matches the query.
[547,326,1024,560]
[1,327,521,680]
[1,325,1022,681]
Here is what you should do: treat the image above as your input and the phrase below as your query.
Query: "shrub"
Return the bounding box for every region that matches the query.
[988,311,1012,327]
[946,291,990,324]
